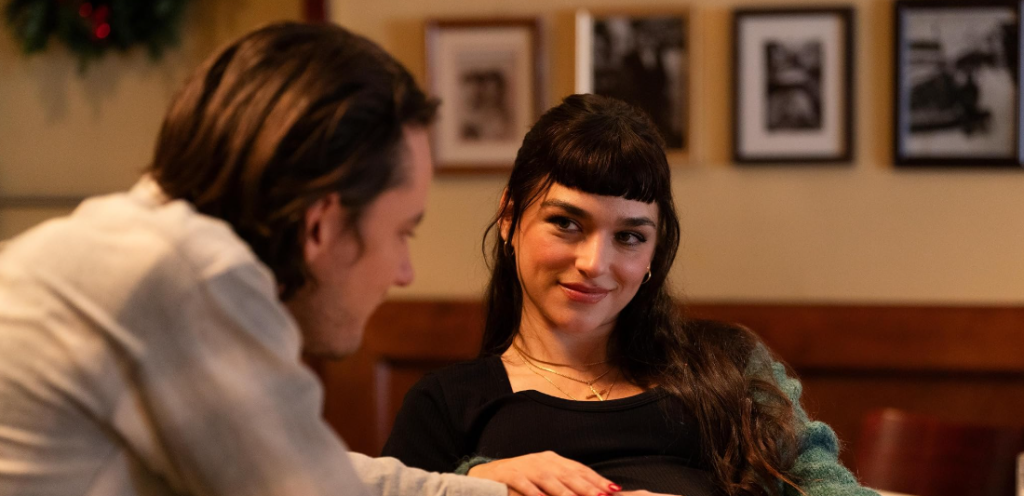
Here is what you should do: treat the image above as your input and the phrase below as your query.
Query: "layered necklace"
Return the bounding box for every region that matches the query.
[511,341,617,401]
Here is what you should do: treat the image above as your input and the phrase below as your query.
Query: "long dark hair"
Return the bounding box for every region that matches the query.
[481,94,802,496]
[150,22,437,300]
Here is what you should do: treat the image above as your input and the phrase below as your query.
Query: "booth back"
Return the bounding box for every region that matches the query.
[308,301,1024,472]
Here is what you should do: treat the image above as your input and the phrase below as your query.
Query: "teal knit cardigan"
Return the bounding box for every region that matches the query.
[455,357,879,496]
[768,360,879,496]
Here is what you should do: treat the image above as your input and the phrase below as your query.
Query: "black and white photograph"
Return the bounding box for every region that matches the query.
[894,1,1021,166]
[576,11,687,151]
[733,8,854,163]
[426,19,542,172]
[766,40,822,130]
[457,57,516,142]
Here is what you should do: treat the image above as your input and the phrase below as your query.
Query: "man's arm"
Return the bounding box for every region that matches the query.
[350,452,506,496]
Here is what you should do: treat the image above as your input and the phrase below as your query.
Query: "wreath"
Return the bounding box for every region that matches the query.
[4,0,190,67]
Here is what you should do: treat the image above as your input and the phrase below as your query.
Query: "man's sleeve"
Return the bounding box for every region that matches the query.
[349,453,506,496]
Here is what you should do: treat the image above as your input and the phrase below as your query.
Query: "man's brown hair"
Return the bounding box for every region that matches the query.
[150,22,437,299]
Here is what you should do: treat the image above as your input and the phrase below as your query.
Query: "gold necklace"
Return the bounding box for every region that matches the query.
[514,347,612,401]
[522,360,581,400]
[511,341,608,368]
[587,375,618,401]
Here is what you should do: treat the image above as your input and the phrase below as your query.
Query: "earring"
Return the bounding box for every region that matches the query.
[503,239,515,257]
[641,266,652,284]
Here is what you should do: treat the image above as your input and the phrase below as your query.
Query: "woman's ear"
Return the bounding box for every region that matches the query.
[498,188,513,244]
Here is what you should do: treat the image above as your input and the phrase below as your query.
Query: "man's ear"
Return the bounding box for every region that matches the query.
[302,193,343,263]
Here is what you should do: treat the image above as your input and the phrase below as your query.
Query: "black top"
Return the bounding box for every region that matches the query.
[382,356,722,496]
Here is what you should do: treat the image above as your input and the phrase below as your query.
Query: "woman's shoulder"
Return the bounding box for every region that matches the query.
[682,318,797,386]
[684,318,768,362]
[411,355,510,403]
[422,355,503,383]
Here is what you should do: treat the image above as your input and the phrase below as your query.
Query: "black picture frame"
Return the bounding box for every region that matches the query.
[893,0,1022,167]
[732,7,855,164]
[575,9,690,160]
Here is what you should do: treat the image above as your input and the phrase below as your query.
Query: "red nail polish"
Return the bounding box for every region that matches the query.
[608,485,622,492]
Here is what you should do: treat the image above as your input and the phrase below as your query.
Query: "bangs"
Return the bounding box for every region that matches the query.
[539,112,669,204]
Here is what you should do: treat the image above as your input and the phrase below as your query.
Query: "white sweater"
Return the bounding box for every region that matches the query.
[0,177,502,496]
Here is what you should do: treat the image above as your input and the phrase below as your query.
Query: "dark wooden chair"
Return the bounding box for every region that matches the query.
[856,408,1024,496]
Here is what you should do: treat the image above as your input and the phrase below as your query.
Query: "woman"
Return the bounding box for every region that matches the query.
[382,94,875,496]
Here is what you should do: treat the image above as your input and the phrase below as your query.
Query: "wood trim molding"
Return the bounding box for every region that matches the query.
[303,0,326,22]
[362,300,1024,374]
[0,195,86,208]
[687,303,1024,374]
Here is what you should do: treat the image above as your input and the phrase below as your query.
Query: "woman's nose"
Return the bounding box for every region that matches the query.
[575,236,611,278]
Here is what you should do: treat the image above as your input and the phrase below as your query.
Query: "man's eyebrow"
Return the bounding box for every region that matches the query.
[540,199,590,220]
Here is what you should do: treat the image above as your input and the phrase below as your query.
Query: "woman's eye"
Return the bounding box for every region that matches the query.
[616,231,647,246]
[547,216,579,232]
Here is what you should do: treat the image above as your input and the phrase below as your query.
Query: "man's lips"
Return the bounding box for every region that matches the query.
[559,282,610,303]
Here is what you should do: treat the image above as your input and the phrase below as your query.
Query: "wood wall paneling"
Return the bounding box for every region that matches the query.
[311,301,1024,475]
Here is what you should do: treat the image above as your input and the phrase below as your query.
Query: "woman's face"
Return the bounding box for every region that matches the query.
[507,182,659,337]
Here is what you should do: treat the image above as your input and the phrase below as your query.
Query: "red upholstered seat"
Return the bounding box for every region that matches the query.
[856,408,1024,496]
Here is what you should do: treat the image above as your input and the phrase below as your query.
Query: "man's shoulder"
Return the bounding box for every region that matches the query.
[0,183,273,314]
[78,180,262,279]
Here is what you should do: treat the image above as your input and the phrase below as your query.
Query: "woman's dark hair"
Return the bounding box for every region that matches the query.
[150,22,437,299]
[481,94,802,496]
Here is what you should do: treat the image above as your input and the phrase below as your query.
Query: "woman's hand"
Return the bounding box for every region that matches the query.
[618,491,679,496]
[467,451,621,496]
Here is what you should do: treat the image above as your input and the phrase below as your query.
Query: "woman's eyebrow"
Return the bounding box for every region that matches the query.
[540,199,589,220]
[621,217,656,228]
[541,199,655,228]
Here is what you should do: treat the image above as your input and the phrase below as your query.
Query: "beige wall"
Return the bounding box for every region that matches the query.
[0,0,301,235]
[331,0,1024,304]
[2,0,1022,304]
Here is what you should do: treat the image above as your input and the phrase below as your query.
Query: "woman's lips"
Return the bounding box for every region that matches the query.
[559,283,610,303]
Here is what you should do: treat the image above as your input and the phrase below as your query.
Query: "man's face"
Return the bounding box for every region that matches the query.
[287,126,433,357]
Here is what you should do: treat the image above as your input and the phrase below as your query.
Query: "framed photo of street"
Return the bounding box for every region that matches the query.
[575,9,689,157]
[893,0,1022,167]
[425,19,543,173]
[732,7,855,164]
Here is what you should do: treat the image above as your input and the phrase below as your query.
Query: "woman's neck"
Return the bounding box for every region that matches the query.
[514,312,613,369]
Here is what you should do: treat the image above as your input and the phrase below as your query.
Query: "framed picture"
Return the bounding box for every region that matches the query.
[893,0,1021,167]
[575,9,688,155]
[425,19,543,173]
[733,7,855,164]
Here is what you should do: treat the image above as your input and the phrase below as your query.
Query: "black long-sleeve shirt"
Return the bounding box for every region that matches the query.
[382,355,720,495]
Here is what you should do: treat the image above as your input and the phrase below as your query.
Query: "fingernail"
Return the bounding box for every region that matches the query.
[599,493,610,496]
[608,485,622,492]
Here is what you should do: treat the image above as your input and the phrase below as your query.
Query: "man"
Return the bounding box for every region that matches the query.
[0,22,506,496]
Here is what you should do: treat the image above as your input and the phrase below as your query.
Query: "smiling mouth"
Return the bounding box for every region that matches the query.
[559,283,610,304]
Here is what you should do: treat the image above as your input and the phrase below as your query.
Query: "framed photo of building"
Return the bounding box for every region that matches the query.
[733,7,855,164]
[425,19,543,172]
[893,0,1021,167]
[575,9,688,156]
